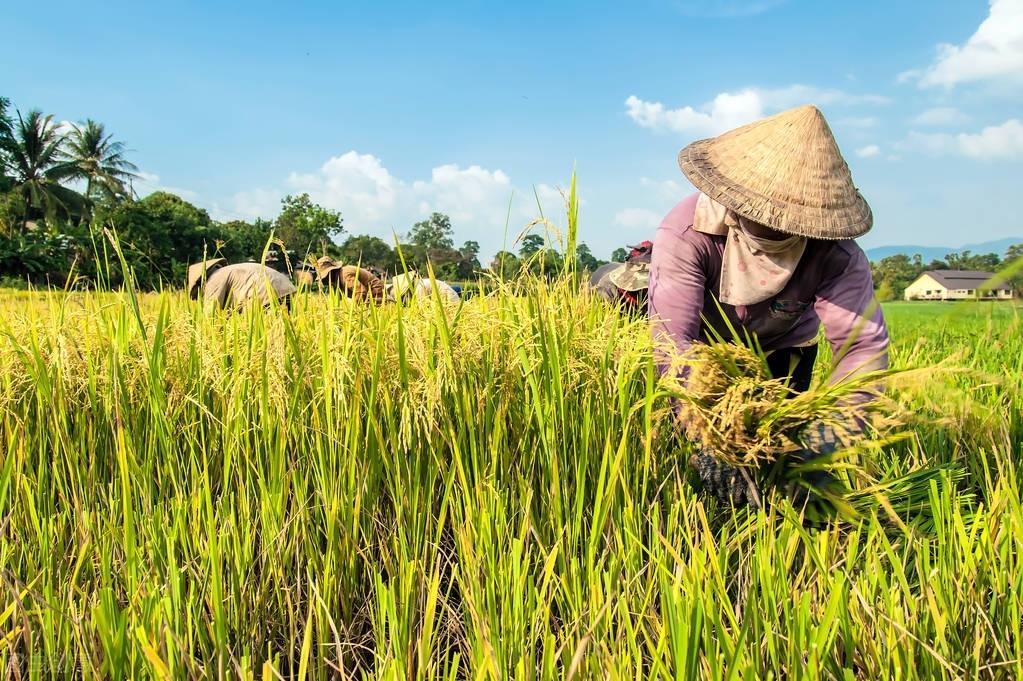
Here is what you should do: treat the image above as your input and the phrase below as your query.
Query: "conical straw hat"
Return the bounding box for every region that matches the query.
[315,256,343,281]
[186,258,227,297]
[678,105,872,240]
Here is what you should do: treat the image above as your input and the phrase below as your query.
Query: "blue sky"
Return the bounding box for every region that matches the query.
[5,0,1022,260]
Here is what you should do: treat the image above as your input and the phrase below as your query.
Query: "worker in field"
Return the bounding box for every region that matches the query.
[387,271,461,304]
[588,261,650,314]
[187,258,297,310]
[649,104,889,507]
[315,256,386,302]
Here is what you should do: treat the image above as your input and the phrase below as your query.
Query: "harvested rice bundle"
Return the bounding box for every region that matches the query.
[666,341,961,522]
[674,342,884,468]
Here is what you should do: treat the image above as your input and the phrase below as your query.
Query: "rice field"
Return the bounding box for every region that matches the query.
[0,283,1021,679]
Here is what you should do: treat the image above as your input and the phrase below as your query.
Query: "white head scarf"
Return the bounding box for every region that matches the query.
[692,193,807,305]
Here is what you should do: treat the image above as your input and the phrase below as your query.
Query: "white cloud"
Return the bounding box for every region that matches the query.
[412,164,512,228]
[911,107,971,127]
[614,208,663,231]
[913,0,1023,88]
[625,85,887,136]
[215,188,280,222]
[856,144,882,158]
[906,119,1023,160]
[287,151,401,226]
[207,152,579,258]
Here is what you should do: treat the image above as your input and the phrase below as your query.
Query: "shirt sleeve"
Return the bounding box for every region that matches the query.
[814,246,890,383]
[649,227,708,374]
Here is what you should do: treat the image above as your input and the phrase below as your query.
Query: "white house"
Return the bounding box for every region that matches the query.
[903,270,1014,301]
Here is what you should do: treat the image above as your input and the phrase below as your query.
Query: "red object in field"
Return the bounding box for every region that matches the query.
[627,240,653,263]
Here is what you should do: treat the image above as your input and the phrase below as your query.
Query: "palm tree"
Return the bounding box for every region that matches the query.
[65,119,138,205]
[0,97,13,190]
[1,109,84,225]
[0,97,12,142]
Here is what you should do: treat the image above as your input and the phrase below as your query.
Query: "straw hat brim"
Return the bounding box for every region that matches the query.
[315,258,344,282]
[187,258,227,296]
[679,143,872,240]
[607,263,650,292]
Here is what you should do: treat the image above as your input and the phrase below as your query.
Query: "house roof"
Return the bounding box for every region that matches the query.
[922,270,1011,291]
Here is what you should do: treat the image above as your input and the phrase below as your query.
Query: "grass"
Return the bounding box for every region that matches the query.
[0,282,1020,679]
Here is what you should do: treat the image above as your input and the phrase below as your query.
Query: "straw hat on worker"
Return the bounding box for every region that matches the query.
[647,104,890,508]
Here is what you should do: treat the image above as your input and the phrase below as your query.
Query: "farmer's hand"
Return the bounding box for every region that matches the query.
[785,420,848,506]
[689,450,762,509]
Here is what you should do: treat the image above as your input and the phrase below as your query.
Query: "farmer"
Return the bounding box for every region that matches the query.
[187,258,297,310]
[588,261,650,314]
[315,256,386,302]
[649,104,889,507]
[387,272,461,304]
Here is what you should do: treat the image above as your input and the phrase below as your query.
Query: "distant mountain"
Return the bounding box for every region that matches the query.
[866,237,1023,263]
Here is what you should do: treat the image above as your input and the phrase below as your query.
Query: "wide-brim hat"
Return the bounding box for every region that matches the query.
[677,105,872,240]
[315,256,343,281]
[608,262,650,292]
[186,258,227,296]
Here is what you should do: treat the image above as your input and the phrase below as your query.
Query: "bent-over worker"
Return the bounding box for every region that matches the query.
[187,258,297,311]
[315,256,386,302]
[388,272,461,304]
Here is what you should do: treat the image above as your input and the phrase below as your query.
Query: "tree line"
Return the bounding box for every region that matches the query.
[871,247,1023,301]
[1,95,613,290]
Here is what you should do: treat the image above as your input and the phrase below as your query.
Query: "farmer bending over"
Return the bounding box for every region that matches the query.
[315,256,386,302]
[187,258,297,311]
[649,105,889,507]
[387,272,461,304]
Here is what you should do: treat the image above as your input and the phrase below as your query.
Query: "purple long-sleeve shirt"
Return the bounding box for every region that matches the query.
[649,193,889,383]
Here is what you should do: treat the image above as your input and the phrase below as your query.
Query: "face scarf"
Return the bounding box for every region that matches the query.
[693,193,807,306]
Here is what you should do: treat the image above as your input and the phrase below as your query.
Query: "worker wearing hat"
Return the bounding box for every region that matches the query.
[187,258,297,310]
[315,256,386,302]
[387,271,461,304]
[588,261,650,314]
[649,105,889,507]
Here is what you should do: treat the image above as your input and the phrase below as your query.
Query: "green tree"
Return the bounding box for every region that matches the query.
[218,218,273,262]
[273,193,343,256]
[871,254,923,300]
[406,212,462,274]
[575,242,603,272]
[98,191,218,288]
[337,234,398,271]
[65,119,138,207]
[449,239,481,280]
[945,250,1000,272]
[517,234,562,278]
[611,247,628,263]
[1,109,84,225]
[490,250,521,280]
[1005,243,1023,295]
[409,212,455,251]
[0,97,12,191]
[0,97,12,141]
[518,234,545,258]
